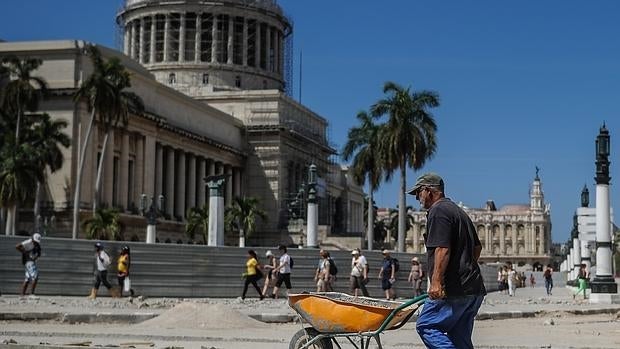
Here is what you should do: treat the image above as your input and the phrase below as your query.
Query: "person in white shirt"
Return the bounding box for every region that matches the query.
[270,245,292,299]
[16,233,42,296]
[88,242,119,299]
[350,248,369,297]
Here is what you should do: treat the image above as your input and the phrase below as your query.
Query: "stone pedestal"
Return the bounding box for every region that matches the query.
[146,224,156,244]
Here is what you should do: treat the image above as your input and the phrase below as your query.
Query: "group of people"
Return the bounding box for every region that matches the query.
[15,235,134,299]
[242,245,292,300]
[496,263,524,296]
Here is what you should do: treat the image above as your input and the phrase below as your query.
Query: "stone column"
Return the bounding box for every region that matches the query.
[412,224,419,253]
[225,165,233,206]
[139,18,146,63]
[265,25,271,71]
[211,14,218,63]
[154,142,163,198]
[130,22,137,59]
[255,21,261,68]
[179,13,186,62]
[103,129,115,206]
[206,176,226,246]
[135,135,145,203]
[227,15,234,64]
[499,224,506,255]
[165,147,175,217]
[124,22,131,55]
[208,159,216,176]
[580,240,591,270]
[233,167,241,198]
[175,151,186,220]
[150,16,156,63]
[163,14,170,62]
[273,28,279,73]
[120,132,130,210]
[195,13,202,62]
[538,225,545,254]
[486,224,492,253]
[187,154,196,210]
[511,225,517,255]
[242,17,248,66]
[198,157,206,207]
[572,237,581,282]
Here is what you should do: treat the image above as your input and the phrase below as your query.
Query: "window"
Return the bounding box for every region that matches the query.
[262,80,267,89]
[168,73,176,84]
[235,75,241,88]
[202,73,209,85]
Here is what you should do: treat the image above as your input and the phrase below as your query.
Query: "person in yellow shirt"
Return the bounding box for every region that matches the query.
[117,246,134,297]
[242,250,264,300]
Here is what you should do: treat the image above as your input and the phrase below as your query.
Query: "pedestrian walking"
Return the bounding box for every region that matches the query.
[241,249,264,300]
[15,233,42,297]
[573,263,589,300]
[543,264,553,296]
[88,242,119,299]
[507,263,517,297]
[529,273,536,288]
[409,173,486,349]
[350,248,369,297]
[117,246,134,297]
[378,249,396,300]
[270,245,292,299]
[408,257,424,297]
[261,250,277,297]
[314,249,332,292]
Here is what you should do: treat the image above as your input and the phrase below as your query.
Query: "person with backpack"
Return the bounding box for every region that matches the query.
[15,233,42,297]
[543,264,553,296]
[378,249,396,300]
[314,250,333,292]
[270,245,292,299]
[88,242,119,299]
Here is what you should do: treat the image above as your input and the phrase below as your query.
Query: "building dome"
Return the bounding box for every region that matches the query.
[117,0,292,95]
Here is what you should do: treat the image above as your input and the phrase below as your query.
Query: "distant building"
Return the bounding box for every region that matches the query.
[408,172,552,269]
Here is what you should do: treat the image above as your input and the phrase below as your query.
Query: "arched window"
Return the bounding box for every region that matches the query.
[168,73,176,84]
[202,73,209,85]
[235,75,241,88]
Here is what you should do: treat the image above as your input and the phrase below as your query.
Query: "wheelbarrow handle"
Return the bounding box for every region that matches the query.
[366,294,429,335]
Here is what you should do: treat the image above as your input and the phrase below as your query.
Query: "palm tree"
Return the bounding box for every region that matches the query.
[0,56,48,143]
[0,142,42,235]
[342,111,385,251]
[185,205,209,244]
[71,45,143,239]
[387,206,414,246]
[371,81,439,252]
[225,196,267,247]
[27,114,71,232]
[82,207,122,240]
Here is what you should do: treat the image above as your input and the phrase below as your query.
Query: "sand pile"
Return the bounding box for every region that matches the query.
[135,302,269,329]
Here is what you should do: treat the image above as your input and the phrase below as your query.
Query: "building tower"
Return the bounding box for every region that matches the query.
[117,0,292,95]
[590,124,619,303]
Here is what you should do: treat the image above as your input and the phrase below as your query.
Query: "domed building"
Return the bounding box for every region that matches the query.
[0,0,365,245]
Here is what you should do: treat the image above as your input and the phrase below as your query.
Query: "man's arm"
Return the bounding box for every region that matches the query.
[429,246,450,299]
[473,244,482,262]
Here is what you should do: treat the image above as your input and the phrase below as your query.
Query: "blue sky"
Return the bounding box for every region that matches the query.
[2,1,619,244]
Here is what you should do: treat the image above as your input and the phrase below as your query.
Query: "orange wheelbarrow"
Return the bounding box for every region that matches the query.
[288,292,428,349]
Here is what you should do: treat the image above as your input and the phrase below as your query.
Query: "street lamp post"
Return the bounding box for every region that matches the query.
[306,164,318,248]
[140,194,165,244]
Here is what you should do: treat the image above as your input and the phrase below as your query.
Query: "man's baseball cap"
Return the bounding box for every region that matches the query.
[94,242,103,249]
[32,233,41,243]
[351,249,359,255]
[407,173,444,195]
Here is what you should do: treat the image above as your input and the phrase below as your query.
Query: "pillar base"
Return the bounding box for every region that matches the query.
[589,292,620,304]
[590,276,618,294]
[146,224,156,244]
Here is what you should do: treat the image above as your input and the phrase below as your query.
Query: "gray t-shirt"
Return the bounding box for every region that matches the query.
[425,198,486,297]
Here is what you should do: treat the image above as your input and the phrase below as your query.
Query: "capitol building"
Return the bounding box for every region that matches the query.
[0,0,365,244]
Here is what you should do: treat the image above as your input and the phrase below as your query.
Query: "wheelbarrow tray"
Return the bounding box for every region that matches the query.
[288,292,422,334]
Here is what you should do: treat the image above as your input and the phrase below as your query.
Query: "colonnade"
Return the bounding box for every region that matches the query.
[123,11,285,74]
[97,129,242,221]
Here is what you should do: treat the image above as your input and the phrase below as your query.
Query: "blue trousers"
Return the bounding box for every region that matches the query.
[416,295,484,349]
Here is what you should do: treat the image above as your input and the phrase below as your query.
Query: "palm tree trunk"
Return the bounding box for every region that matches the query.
[367,188,374,251]
[5,205,16,235]
[0,208,5,235]
[15,89,21,142]
[398,163,406,252]
[93,132,110,215]
[239,228,245,248]
[72,108,96,239]
[34,181,42,233]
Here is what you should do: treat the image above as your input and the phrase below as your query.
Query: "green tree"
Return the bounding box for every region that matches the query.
[26,114,71,232]
[72,45,144,239]
[342,110,385,251]
[387,206,414,245]
[0,142,42,235]
[82,207,122,240]
[185,205,209,244]
[225,196,267,247]
[371,81,439,252]
[0,56,48,143]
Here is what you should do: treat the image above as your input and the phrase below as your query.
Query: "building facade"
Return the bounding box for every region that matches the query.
[408,173,552,268]
[0,0,365,244]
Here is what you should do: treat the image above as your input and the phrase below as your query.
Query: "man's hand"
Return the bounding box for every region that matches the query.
[428,281,446,299]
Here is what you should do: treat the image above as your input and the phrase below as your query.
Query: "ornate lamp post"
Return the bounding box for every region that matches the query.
[140,194,165,244]
[306,164,318,248]
[591,124,619,303]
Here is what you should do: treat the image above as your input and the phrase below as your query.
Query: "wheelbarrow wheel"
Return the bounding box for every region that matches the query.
[289,327,333,349]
